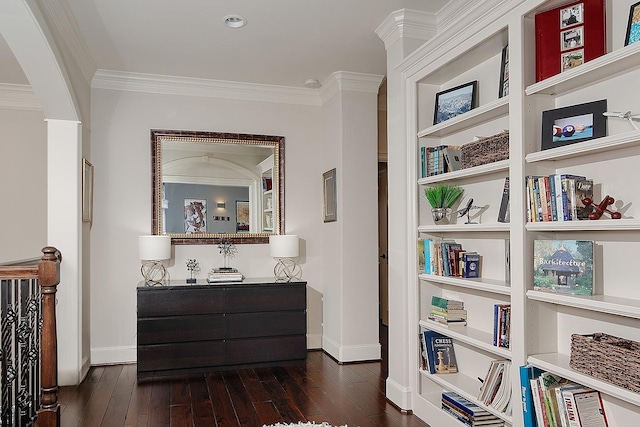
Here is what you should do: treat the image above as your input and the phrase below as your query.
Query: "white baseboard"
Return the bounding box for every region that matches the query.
[307,333,322,349]
[322,336,381,362]
[91,345,136,365]
[386,377,412,411]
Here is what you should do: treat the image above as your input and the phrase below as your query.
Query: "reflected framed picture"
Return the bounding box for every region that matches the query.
[323,168,337,223]
[82,158,94,223]
[184,198,207,234]
[541,99,607,150]
[625,1,640,46]
[433,81,478,125]
[236,200,249,232]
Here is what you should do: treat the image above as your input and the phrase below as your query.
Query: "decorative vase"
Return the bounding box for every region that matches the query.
[432,207,452,223]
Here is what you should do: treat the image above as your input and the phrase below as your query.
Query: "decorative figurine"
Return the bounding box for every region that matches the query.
[217,238,237,271]
[582,196,622,220]
[456,198,482,224]
[186,259,200,283]
[603,111,640,130]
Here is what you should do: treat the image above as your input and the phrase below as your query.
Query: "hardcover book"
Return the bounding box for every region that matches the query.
[574,179,594,220]
[497,176,510,223]
[533,240,594,295]
[519,365,544,427]
[430,334,458,374]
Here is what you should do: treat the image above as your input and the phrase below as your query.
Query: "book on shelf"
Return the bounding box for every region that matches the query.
[423,332,458,374]
[497,176,510,223]
[533,240,594,295]
[418,239,426,273]
[492,304,511,349]
[422,329,442,374]
[519,364,544,427]
[564,388,609,427]
[462,252,481,278]
[419,329,428,371]
[478,360,512,415]
[431,295,465,310]
[574,179,593,220]
[262,176,273,191]
[443,146,462,172]
[526,174,590,222]
[441,391,504,426]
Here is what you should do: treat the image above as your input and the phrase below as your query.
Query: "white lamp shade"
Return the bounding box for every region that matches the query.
[138,235,172,260]
[269,235,299,258]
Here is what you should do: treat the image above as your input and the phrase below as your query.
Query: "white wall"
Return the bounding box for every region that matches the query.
[0,107,47,261]
[89,88,326,363]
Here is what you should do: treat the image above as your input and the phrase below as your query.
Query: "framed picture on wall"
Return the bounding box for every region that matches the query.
[184,198,207,234]
[236,201,249,232]
[323,168,337,223]
[541,99,607,150]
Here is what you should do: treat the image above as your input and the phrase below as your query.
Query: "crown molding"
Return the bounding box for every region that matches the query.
[375,9,438,51]
[92,70,324,106]
[38,0,96,85]
[0,84,42,111]
[319,71,384,104]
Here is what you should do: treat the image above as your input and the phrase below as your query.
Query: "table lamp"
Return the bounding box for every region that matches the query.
[138,235,172,286]
[269,234,301,282]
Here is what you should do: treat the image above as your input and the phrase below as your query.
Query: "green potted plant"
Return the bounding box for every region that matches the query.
[424,184,464,222]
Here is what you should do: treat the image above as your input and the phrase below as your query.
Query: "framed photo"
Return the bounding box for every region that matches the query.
[323,168,337,223]
[184,198,207,234]
[433,81,478,125]
[625,1,640,46]
[236,200,249,232]
[499,45,509,98]
[541,99,607,150]
[82,158,94,223]
[535,0,605,82]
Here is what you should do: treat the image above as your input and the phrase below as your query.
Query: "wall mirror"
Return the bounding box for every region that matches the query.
[151,130,284,244]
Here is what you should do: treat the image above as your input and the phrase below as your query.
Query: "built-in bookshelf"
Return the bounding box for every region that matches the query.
[258,155,274,232]
[399,1,640,426]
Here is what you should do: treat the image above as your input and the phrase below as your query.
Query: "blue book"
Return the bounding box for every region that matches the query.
[424,239,431,274]
[422,330,445,374]
[548,175,557,221]
[520,364,544,427]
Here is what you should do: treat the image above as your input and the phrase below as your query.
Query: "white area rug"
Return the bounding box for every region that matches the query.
[263,423,347,427]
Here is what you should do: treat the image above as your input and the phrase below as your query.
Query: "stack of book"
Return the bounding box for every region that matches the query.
[429,296,467,327]
[525,174,593,222]
[441,391,504,426]
[207,268,244,283]
[478,359,512,416]
[493,304,511,349]
[519,368,609,427]
[421,239,481,279]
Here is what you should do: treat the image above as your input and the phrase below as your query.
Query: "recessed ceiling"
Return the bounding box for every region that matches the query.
[1,0,453,89]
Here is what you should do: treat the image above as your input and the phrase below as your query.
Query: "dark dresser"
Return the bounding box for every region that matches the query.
[136,279,307,378]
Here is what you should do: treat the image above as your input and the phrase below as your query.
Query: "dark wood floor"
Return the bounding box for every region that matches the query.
[58,327,430,427]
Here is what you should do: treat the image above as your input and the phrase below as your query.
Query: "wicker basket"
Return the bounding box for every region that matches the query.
[570,333,640,392]
[460,130,509,169]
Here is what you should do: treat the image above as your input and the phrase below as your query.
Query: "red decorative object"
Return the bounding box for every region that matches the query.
[535,0,606,82]
[582,196,622,220]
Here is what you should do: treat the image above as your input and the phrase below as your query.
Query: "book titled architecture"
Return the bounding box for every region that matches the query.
[533,240,594,295]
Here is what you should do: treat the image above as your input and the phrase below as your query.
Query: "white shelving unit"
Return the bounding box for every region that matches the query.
[398,1,640,426]
[258,155,275,233]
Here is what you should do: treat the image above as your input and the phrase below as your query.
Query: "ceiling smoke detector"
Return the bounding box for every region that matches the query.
[304,78,321,89]
[223,15,247,28]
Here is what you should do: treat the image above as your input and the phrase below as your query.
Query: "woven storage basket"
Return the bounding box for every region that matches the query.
[461,130,509,169]
[570,333,640,392]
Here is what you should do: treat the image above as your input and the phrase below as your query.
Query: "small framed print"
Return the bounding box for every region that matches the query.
[322,168,337,223]
[541,99,607,151]
[433,81,478,125]
[560,3,584,28]
[625,1,640,46]
[184,198,207,234]
[561,49,584,71]
[82,158,94,223]
[499,45,509,98]
[561,26,584,50]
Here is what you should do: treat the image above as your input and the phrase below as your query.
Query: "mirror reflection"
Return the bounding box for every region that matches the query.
[151,130,284,244]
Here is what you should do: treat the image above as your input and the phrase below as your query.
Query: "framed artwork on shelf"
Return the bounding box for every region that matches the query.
[236,200,249,232]
[184,198,207,234]
[535,0,606,82]
[625,1,640,46]
[541,99,607,150]
[433,81,478,125]
[499,45,509,98]
[322,168,337,223]
[82,158,94,223]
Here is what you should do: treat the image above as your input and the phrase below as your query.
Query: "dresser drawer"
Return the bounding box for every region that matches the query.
[226,336,307,364]
[138,288,225,316]
[137,341,226,372]
[225,285,305,313]
[228,311,306,338]
[137,314,226,345]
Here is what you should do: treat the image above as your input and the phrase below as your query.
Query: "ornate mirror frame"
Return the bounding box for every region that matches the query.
[151,129,285,244]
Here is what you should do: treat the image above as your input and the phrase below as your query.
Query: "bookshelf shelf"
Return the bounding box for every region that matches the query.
[418,223,510,233]
[525,42,640,96]
[525,219,640,232]
[528,353,640,407]
[527,290,640,320]
[525,130,640,163]
[420,369,513,423]
[419,274,511,296]
[418,160,509,184]
[420,319,512,358]
[417,97,509,139]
